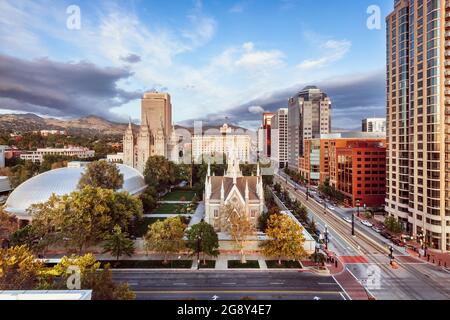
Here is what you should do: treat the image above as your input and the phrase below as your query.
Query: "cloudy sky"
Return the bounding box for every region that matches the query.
[0,0,392,129]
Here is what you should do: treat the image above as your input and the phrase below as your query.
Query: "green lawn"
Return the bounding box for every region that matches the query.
[266,260,302,269]
[133,217,167,237]
[151,203,180,214]
[162,190,196,201]
[227,260,260,269]
[100,260,193,269]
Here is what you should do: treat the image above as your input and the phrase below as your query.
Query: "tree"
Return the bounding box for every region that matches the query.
[262,214,307,265]
[51,254,135,300]
[258,206,281,231]
[144,216,186,263]
[140,186,158,213]
[102,225,135,261]
[225,204,255,263]
[144,156,176,192]
[292,202,308,224]
[0,209,18,241]
[30,186,142,254]
[0,245,43,290]
[78,161,124,190]
[384,216,402,234]
[185,222,219,264]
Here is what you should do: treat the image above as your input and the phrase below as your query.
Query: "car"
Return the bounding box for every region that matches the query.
[343,217,352,224]
[361,220,373,228]
[380,231,393,240]
[328,206,335,211]
[317,199,324,204]
[392,238,405,247]
[372,226,382,233]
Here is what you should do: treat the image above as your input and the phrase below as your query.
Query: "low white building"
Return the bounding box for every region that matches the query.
[20,147,95,163]
[107,152,124,163]
[4,163,146,223]
[0,290,92,300]
[192,124,251,164]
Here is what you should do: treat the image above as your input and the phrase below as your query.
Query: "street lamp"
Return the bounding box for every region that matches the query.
[351,210,355,236]
[324,226,329,250]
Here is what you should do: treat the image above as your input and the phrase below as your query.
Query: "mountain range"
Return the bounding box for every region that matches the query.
[0,113,249,136]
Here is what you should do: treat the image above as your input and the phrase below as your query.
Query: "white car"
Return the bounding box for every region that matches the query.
[372,226,382,233]
[328,206,335,211]
[361,220,373,228]
[343,217,352,224]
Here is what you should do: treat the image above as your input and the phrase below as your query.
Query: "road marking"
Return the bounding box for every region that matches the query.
[173,283,187,286]
[135,290,344,295]
[222,282,236,285]
[270,282,284,285]
[332,275,352,301]
[339,292,347,300]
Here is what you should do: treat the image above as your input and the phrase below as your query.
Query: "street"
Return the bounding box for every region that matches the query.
[274,172,450,300]
[112,270,347,300]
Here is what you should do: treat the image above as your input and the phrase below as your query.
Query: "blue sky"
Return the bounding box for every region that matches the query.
[0,0,393,129]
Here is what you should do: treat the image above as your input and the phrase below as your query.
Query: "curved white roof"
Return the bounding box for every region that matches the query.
[4,164,146,219]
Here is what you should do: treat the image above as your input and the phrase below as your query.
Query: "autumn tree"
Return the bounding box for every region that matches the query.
[51,254,135,300]
[225,204,255,263]
[29,186,142,254]
[185,222,219,264]
[0,209,18,242]
[262,214,307,265]
[0,245,43,290]
[102,225,135,261]
[78,160,124,190]
[144,216,186,263]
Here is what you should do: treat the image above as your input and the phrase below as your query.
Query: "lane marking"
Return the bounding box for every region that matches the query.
[173,283,187,286]
[332,275,352,301]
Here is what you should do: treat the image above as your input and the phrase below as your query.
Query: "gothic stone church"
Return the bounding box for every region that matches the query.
[203,156,265,233]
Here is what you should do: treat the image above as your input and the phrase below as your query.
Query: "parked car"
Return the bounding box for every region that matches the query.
[380,231,393,240]
[328,206,335,211]
[361,220,373,228]
[392,238,405,247]
[372,226,382,233]
[343,216,352,224]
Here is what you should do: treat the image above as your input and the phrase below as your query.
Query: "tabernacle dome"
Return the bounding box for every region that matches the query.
[4,163,146,221]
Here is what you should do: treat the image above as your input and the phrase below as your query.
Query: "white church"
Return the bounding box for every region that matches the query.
[203,151,265,233]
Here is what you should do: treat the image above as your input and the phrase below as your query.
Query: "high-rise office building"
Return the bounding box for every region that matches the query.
[123,92,176,173]
[386,0,450,251]
[287,86,331,171]
[362,118,387,133]
[258,112,274,159]
[270,108,289,169]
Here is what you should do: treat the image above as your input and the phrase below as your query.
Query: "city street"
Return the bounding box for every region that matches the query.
[112,270,347,300]
[274,172,450,300]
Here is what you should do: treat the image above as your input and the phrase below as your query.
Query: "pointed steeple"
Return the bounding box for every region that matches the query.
[220,179,225,200]
[245,180,249,199]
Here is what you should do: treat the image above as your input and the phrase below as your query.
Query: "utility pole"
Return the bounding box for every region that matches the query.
[196,236,201,270]
[325,226,329,250]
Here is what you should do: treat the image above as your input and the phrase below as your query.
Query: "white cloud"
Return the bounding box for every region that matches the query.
[235,42,285,69]
[297,39,351,70]
[248,106,265,114]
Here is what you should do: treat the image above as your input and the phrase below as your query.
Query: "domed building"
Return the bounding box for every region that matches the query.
[4,162,146,223]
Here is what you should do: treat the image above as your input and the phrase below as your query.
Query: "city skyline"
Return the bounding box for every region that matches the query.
[0,0,392,130]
